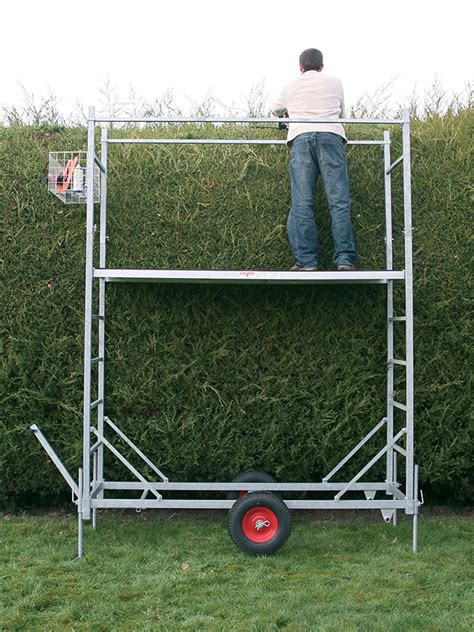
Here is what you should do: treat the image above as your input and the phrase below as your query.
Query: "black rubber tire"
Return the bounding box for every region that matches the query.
[228,491,292,556]
[227,469,277,500]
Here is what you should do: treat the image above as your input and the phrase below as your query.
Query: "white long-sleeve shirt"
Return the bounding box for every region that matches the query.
[272,70,347,142]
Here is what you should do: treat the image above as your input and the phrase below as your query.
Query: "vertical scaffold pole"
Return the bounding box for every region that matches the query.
[413,464,419,552]
[393,452,398,526]
[92,451,97,530]
[402,109,415,506]
[384,131,395,493]
[76,468,84,561]
[82,107,96,522]
[93,126,108,528]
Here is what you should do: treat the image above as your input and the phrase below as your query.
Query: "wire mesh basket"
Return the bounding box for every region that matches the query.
[48,151,100,204]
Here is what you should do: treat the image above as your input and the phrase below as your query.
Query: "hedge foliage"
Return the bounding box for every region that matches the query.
[1,106,472,507]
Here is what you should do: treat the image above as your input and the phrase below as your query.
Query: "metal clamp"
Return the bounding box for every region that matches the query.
[419,488,424,506]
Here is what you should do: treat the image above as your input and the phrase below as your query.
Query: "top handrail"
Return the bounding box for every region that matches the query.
[91,115,406,125]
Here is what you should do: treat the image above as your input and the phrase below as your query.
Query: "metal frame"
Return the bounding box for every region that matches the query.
[31,109,422,559]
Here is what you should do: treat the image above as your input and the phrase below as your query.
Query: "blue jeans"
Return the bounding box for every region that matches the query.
[288,132,356,268]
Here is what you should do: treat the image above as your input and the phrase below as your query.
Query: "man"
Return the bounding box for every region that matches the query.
[272,48,356,271]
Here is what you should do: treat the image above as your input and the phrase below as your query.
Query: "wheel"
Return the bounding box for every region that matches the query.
[228,492,292,556]
[227,469,277,500]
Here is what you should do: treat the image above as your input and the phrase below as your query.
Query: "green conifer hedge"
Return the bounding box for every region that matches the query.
[1,106,472,506]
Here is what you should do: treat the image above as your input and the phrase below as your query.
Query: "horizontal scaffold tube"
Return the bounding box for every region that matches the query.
[92,115,404,125]
[100,481,398,492]
[106,139,387,146]
[92,499,409,510]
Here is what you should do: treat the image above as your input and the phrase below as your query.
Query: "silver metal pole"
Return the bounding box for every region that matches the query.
[96,127,108,516]
[92,451,97,530]
[393,451,398,526]
[29,424,79,496]
[92,498,408,510]
[413,464,419,552]
[384,130,394,273]
[92,429,162,500]
[335,428,406,500]
[105,138,385,146]
[94,115,403,125]
[82,106,96,521]
[402,109,415,504]
[384,131,395,490]
[323,417,387,483]
[101,481,400,492]
[105,416,168,482]
[76,468,84,561]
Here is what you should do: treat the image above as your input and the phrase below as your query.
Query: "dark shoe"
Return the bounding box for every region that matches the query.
[289,263,318,272]
[336,264,356,271]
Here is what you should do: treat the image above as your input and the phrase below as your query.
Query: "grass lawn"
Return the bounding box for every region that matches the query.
[0,509,472,631]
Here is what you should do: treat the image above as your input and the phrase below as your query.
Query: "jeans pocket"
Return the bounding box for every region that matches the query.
[318,136,345,169]
[290,137,313,168]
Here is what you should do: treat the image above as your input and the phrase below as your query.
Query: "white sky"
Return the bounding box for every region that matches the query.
[1,0,472,116]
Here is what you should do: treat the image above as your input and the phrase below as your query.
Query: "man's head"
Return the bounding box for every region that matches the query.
[299,48,324,73]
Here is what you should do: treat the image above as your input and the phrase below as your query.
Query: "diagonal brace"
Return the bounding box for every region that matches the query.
[105,417,168,482]
[30,424,79,497]
[91,428,162,500]
[335,428,407,500]
[323,418,387,483]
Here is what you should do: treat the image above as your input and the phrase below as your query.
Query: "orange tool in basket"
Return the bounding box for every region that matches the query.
[56,156,78,193]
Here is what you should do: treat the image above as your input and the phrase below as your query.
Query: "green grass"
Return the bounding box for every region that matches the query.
[0,512,472,631]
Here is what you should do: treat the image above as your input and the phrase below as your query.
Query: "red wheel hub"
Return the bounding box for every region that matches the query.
[242,506,279,543]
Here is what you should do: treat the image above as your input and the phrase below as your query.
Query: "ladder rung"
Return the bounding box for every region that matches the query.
[389,317,406,322]
[90,356,104,365]
[389,359,407,366]
[90,398,103,411]
[391,400,407,412]
[92,314,105,321]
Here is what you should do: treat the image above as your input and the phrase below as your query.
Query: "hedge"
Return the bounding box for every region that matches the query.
[1,106,472,507]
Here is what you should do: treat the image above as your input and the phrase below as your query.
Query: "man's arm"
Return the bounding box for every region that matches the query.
[339,82,346,119]
[272,86,288,117]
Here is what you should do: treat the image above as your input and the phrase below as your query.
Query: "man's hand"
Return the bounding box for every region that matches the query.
[278,110,289,130]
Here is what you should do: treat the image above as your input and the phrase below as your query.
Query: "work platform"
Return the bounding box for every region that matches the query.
[94,269,405,284]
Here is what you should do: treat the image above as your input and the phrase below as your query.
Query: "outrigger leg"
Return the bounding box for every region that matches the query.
[29,425,84,561]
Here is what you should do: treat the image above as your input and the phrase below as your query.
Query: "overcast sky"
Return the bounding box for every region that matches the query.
[1,0,472,116]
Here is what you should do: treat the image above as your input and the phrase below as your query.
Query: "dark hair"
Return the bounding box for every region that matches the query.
[299,48,323,72]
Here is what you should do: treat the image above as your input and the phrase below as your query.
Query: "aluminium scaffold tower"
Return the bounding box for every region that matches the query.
[31,108,422,559]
